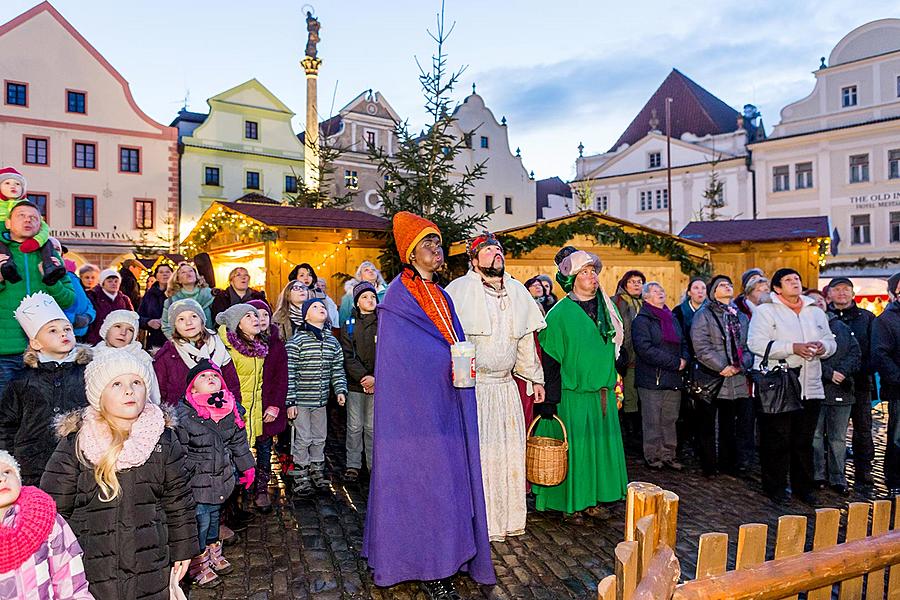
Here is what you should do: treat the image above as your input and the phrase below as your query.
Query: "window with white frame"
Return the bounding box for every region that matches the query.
[655,188,668,210]
[849,154,869,183]
[851,214,871,245]
[344,170,358,190]
[596,195,608,212]
[639,190,653,211]
[842,85,858,108]
[892,211,900,243]
[649,152,662,169]
[889,149,900,180]
[795,162,813,189]
[773,165,790,191]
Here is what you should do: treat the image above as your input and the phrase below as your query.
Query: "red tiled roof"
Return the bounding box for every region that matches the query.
[610,69,740,152]
[219,202,389,231]
[679,217,830,244]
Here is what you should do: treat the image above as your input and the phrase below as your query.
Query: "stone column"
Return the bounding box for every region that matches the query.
[301,56,322,190]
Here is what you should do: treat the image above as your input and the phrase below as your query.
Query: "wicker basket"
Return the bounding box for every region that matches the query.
[525,415,568,486]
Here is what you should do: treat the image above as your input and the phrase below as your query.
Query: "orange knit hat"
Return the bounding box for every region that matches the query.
[393,211,441,263]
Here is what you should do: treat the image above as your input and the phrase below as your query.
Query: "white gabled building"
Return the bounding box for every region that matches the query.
[451,89,537,231]
[749,19,900,281]
[557,69,763,234]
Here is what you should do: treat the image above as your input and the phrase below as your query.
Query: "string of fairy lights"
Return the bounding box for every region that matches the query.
[183,207,356,272]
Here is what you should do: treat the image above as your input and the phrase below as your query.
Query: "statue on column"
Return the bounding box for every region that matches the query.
[305,11,320,59]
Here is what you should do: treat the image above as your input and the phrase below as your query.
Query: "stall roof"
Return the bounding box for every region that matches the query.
[216,201,389,231]
[679,217,830,244]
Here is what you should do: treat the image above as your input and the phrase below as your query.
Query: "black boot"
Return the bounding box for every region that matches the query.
[40,242,66,285]
[0,257,21,283]
[421,578,461,600]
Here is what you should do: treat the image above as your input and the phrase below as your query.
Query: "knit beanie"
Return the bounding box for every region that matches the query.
[888,272,900,297]
[0,167,26,200]
[167,298,205,329]
[85,350,153,410]
[215,303,258,333]
[743,273,769,296]
[247,299,272,318]
[98,268,120,284]
[301,297,326,321]
[707,274,733,299]
[740,268,765,291]
[392,211,441,263]
[352,281,377,307]
[185,358,224,392]
[0,448,20,482]
[99,309,139,341]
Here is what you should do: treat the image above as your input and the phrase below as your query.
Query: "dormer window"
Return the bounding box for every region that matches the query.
[649,152,662,169]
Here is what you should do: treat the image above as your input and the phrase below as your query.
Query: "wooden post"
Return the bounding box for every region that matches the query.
[616,541,639,600]
[625,482,663,542]
[869,500,892,600]
[808,508,840,600]
[659,491,680,549]
[695,532,728,580]
[636,515,659,579]
[839,502,870,600]
[889,496,900,598]
[633,546,680,600]
[735,524,767,571]
[598,575,616,600]
[774,515,807,600]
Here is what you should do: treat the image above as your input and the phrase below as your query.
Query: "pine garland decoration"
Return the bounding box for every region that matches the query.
[497,215,711,277]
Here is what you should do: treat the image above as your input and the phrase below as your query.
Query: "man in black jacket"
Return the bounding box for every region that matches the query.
[210,267,266,323]
[827,276,877,487]
[874,273,900,495]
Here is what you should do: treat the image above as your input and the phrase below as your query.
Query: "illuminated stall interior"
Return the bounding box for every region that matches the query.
[181,201,388,302]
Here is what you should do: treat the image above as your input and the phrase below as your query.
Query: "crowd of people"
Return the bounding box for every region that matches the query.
[0,165,899,600]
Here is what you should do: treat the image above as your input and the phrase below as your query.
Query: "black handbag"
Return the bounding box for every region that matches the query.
[687,361,725,404]
[750,340,803,414]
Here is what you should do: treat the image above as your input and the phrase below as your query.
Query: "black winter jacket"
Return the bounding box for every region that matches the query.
[138,283,167,349]
[0,346,91,485]
[631,304,687,390]
[174,399,255,505]
[210,286,266,324]
[873,302,900,400]
[340,309,377,393]
[828,302,876,388]
[40,408,198,600]
[821,315,861,406]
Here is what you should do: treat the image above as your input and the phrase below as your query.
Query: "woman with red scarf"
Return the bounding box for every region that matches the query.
[631,281,688,470]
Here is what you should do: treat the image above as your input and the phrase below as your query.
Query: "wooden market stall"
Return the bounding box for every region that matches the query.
[680,216,830,291]
[449,211,713,304]
[181,201,388,302]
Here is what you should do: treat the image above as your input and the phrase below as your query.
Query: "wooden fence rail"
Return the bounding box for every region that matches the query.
[599,482,900,600]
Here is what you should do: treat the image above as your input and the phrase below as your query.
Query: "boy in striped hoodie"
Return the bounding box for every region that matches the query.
[285,298,347,496]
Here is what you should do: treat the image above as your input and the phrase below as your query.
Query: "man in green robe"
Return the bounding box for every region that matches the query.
[533,248,629,518]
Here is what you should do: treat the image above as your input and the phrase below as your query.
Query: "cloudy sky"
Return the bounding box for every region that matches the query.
[6,0,900,180]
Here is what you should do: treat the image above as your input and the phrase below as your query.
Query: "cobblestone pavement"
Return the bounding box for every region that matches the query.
[190,402,891,599]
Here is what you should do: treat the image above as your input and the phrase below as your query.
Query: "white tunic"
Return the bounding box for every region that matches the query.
[469,285,544,541]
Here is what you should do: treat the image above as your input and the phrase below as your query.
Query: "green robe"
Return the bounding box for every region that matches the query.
[534,296,628,513]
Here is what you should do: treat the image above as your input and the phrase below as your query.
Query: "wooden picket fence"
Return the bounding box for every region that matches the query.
[598,481,900,600]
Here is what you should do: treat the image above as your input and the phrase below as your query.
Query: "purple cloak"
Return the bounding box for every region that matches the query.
[362,276,496,587]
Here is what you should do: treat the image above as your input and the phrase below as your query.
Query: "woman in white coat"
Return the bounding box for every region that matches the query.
[747,268,835,506]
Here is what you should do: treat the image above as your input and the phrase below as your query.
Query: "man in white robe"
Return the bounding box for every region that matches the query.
[446,232,546,542]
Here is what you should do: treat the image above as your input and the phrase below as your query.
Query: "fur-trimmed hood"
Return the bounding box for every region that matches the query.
[54,404,178,438]
[23,344,92,369]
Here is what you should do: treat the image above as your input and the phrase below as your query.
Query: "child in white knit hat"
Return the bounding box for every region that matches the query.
[0,448,94,599]
[92,309,160,404]
[41,350,198,599]
[0,292,91,485]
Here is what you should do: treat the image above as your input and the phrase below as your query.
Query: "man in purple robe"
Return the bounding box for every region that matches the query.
[362,211,495,599]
